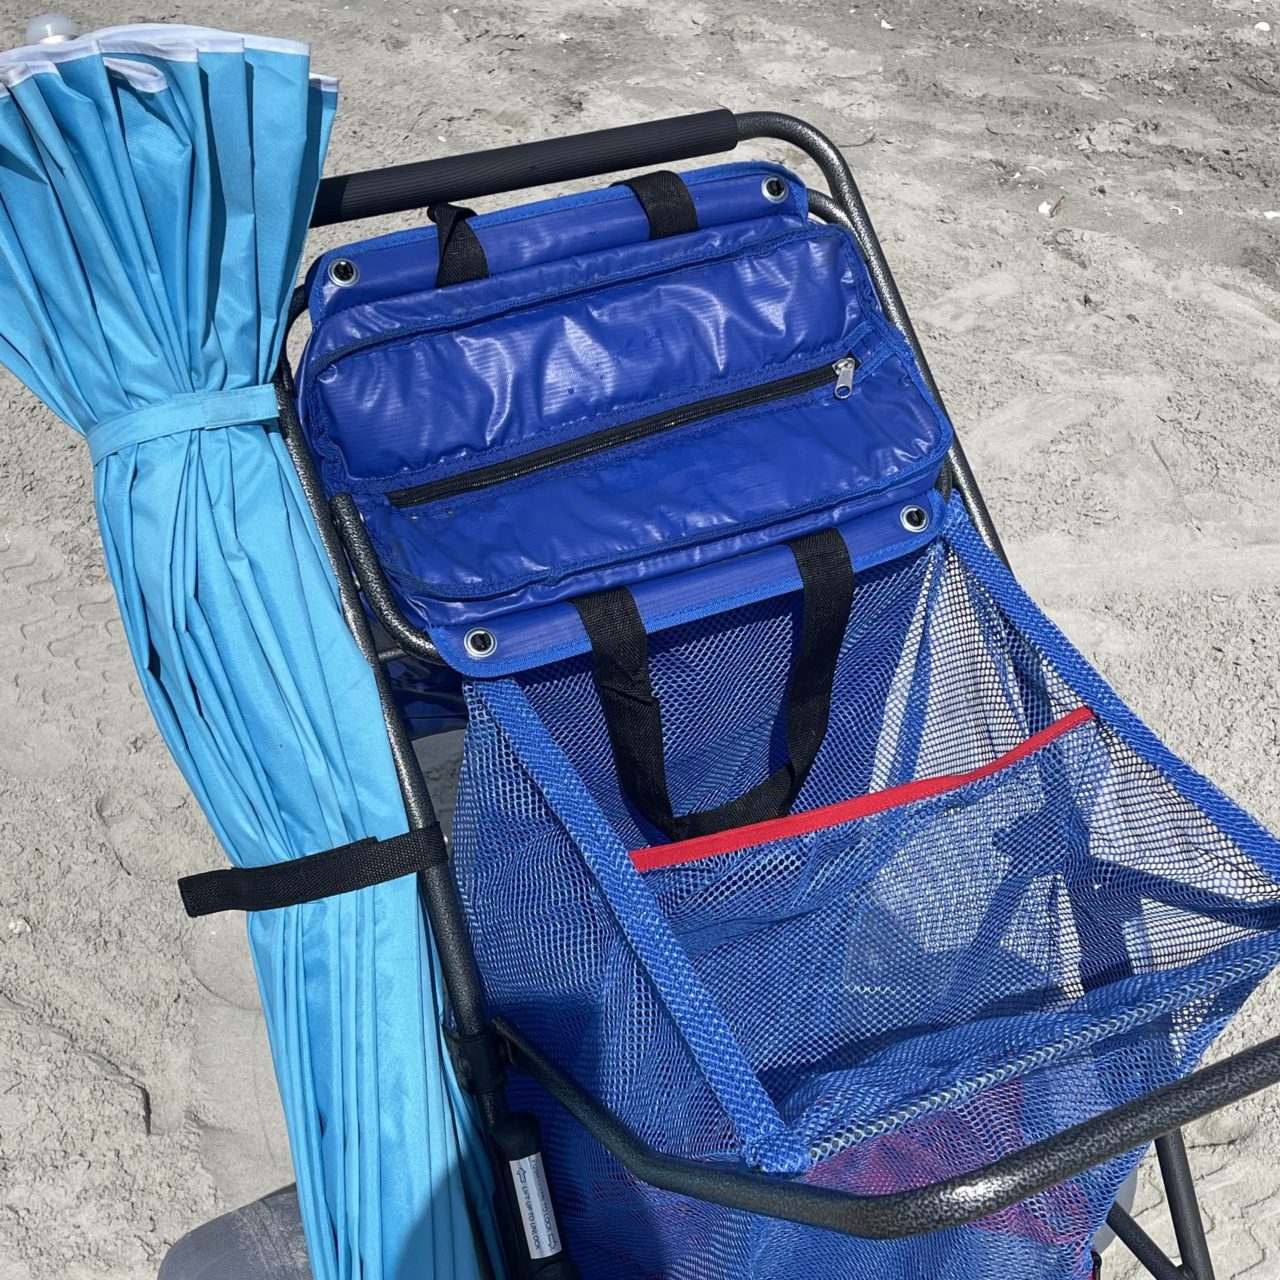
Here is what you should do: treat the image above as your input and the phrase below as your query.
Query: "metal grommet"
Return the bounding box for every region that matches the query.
[327,258,359,287]
[900,504,930,533]
[762,176,788,203]
[463,627,498,659]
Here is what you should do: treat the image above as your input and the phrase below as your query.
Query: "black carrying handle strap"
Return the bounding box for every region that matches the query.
[616,170,699,239]
[573,528,854,842]
[178,826,447,917]
[429,202,490,287]
[431,174,691,288]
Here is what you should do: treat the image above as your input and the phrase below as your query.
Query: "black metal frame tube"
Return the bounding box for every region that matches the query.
[1105,1206,1189,1280]
[736,113,1007,566]
[274,341,494,1063]
[276,344,550,1280]
[287,107,1274,1265]
[499,1016,1280,1241]
[1156,1131,1216,1279]
[330,495,441,662]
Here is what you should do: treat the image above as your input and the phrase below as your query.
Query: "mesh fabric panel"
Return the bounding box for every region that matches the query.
[450,502,1280,1279]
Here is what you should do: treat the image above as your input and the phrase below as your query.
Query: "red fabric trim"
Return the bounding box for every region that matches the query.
[630,706,1096,873]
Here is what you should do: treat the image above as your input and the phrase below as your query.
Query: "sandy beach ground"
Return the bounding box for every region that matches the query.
[0,0,1277,1276]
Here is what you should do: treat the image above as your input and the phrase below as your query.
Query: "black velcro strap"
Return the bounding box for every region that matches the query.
[617,170,699,239]
[573,528,853,842]
[178,826,447,918]
[445,1024,508,1095]
[429,203,490,287]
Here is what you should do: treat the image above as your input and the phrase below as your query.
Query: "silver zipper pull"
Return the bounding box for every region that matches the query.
[833,356,857,400]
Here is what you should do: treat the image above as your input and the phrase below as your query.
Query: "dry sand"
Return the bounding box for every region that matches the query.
[1,0,1278,1276]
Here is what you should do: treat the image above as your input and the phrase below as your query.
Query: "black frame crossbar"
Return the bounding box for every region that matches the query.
[500,1016,1277,1245]
[276,107,1266,1280]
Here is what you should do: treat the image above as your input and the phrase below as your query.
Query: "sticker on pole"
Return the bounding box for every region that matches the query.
[509,1153,561,1259]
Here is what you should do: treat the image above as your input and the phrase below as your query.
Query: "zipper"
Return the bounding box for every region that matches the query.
[388,354,860,509]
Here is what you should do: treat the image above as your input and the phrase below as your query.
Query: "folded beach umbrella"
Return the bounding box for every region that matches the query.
[0,25,493,1280]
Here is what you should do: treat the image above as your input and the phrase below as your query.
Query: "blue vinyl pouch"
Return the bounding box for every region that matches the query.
[296,162,1280,1280]
[298,163,950,676]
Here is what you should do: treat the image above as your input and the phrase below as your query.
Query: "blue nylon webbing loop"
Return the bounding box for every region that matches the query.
[87,384,280,465]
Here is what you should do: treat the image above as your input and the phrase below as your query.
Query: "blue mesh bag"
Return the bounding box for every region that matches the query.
[452,504,1280,1279]
[294,158,1280,1280]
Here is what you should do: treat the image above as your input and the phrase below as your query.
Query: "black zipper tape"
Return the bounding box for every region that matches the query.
[388,354,857,509]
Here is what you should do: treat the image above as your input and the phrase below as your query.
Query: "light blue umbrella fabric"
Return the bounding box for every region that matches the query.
[0,26,494,1280]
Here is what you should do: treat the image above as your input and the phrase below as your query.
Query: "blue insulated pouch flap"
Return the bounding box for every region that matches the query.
[297,163,953,673]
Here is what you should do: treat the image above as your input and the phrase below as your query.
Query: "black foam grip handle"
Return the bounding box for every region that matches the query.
[312,109,740,226]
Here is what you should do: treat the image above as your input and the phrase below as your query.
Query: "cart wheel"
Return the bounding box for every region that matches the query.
[158,1186,308,1280]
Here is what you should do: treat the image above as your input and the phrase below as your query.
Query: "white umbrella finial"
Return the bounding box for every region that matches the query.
[25,12,79,43]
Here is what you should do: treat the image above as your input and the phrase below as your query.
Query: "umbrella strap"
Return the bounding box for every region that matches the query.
[87,383,280,465]
[178,827,447,917]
